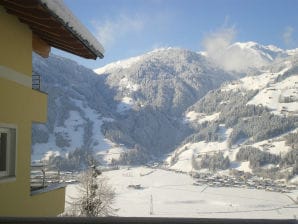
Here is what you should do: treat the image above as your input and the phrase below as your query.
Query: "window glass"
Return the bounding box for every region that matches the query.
[0,132,7,172]
[0,127,16,178]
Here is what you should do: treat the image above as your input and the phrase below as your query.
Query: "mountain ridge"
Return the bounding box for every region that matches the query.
[32,42,298,179]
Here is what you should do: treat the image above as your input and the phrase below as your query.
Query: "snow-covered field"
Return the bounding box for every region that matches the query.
[65,167,298,219]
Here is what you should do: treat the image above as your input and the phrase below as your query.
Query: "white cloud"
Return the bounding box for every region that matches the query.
[202,27,269,72]
[202,27,236,58]
[93,14,144,48]
[283,26,294,47]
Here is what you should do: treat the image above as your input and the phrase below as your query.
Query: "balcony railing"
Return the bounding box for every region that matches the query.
[32,74,41,91]
[30,163,61,192]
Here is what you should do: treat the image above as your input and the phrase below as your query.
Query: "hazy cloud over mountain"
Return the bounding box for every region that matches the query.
[202,27,276,72]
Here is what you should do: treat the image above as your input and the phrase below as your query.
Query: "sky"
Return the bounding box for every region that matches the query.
[53,0,298,69]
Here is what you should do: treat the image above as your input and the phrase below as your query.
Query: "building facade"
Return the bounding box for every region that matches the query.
[0,0,104,216]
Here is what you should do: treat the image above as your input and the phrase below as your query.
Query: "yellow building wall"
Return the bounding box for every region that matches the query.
[29,188,66,217]
[0,6,32,77]
[0,7,65,216]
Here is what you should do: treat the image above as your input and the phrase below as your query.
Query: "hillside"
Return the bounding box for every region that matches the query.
[32,48,233,167]
[166,53,298,180]
[94,48,234,157]
[32,43,297,177]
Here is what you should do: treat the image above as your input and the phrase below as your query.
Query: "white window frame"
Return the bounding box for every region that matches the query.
[0,125,16,179]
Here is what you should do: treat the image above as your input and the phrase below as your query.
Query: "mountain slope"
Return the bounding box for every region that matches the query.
[166,54,298,180]
[32,42,298,177]
[32,54,122,165]
[203,41,289,72]
[94,48,235,156]
[32,48,234,163]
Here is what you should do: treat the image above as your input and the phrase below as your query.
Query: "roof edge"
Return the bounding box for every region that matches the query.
[38,0,104,59]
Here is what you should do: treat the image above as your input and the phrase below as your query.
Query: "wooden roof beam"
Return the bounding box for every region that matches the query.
[45,40,94,56]
[32,34,51,58]
[37,34,88,50]
[8,10,58,27]
[0,0,39,8]
[4,5,51,20]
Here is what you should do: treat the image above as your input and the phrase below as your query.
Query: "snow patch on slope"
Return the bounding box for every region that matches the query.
[247,76,298,116]
[117,97,135,113]
[166,126,232,173]
[184,111,220,124]
[71,99,114,151]
[97,147,125,164]
[119,77,140,92]
[230,161,252,173]
[32,98,124,163]
[222,72,276,91]
[221,63,292,92]
[165,125,297,173]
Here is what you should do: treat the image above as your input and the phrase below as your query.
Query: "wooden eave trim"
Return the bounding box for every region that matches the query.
[32,28,85,47]
[20,20,62,37]
[33,30,79,43]
[45,40,95,58]
[9,11,59,27]
[0,0,39,9]
[32,34,50,58]
[3,4,51,20]
[37,34,88,50]
[36,1,99,59]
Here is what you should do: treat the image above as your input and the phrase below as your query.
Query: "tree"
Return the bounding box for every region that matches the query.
[70,165,115,217]
[191,154,199,170]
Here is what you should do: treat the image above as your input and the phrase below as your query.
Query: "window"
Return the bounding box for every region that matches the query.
[0,127,16,178]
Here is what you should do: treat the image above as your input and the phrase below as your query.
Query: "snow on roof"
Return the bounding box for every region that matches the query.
[40,0,104,58]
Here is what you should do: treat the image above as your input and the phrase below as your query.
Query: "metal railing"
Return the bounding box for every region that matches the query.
[32,74,41,91]
[30,164,61,192]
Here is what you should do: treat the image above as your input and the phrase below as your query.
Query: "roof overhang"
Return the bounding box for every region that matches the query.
[0,0,104,59]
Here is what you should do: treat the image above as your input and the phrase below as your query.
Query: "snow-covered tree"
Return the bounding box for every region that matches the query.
[70,165,115,216]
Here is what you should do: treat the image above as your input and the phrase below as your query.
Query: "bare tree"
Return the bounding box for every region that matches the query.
[70,165,116,217]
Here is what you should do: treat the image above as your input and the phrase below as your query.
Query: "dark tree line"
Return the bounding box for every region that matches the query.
[236,146,298,175]
[186,87,298,147]
[284,132,298,150]
[113,147,150,166]
[229,112,297,145]
[194,151,230,171]
[236,146,280,169]
[48,148,97,171]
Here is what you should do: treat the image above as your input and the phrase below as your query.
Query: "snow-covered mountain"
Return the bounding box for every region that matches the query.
[203,41,291,72]
[32,42,298,178]
[32,54,126,166]
[32,47,233,167]
[94,47,233,115]
[92,48,236,158]
[166,52,298,180]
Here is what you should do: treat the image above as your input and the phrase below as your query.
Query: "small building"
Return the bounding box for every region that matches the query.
[0,0,104,216]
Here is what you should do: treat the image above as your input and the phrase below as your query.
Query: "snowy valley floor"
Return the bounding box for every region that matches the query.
[65,167,298,219]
